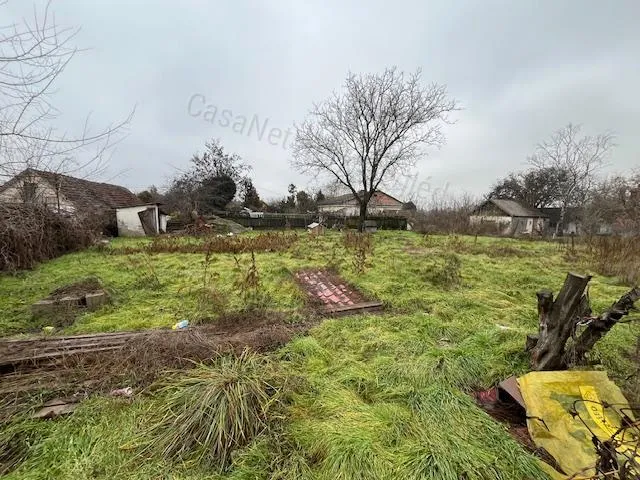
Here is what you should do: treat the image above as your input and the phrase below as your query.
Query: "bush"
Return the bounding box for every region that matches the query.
[427,253,462,289]
[140,350,286,470]
[587,235,640,285]
[0,204,96,272]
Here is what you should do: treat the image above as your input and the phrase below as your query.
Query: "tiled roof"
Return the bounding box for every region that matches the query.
[318,190,404,207]
[476,199,547,217]
[0,168,141,211]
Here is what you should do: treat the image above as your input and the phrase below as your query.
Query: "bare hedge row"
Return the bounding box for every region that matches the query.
[0,204,96,272]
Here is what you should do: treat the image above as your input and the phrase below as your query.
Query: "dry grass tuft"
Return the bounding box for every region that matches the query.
[588,235,640,285]
[109,232,299,255]
[139,350,287,470]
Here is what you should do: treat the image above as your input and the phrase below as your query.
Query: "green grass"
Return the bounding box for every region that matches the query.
[1,231,639,479]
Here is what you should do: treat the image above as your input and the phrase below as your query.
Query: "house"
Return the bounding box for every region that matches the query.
[0,168,140,214]
[317,190,407,217]
[470,198,548,235]
[539,207,583,236]
[0,168,165,236]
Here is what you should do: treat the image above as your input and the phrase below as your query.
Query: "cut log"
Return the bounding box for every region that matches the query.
[530,272,592,371]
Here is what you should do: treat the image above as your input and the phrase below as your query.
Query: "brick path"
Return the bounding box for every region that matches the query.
[294,269,382,314]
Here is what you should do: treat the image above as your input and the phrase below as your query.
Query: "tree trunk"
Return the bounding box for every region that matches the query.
[554,204,566,237]
[358,201,368,232]
[529,272,592,370]
[563,286,640,366]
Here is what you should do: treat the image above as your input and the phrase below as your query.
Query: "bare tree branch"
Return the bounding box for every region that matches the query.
[293,67,458,230]
[528,123,615,236]
[0,0,133,184]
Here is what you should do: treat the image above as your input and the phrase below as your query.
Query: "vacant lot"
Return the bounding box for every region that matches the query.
[1,231,638,479]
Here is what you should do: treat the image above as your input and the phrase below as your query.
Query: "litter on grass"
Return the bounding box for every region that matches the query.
[477,371,640,479]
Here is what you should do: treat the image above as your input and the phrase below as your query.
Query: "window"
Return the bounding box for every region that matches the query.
[22,182,37,202]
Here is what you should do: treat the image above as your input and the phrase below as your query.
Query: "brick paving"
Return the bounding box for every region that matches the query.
[294,269,382,314]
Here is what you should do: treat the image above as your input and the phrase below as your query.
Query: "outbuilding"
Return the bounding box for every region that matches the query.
[116,203,168,237]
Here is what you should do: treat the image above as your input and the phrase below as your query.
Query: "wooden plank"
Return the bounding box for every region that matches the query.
[0,330,149,345]
[324,301,384,314]
[0,346,124,367]
[2,339,130,360]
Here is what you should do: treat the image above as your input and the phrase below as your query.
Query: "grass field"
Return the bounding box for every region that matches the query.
[1,231,638,479]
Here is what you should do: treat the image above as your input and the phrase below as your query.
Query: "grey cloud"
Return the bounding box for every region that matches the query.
[4,0,639,201]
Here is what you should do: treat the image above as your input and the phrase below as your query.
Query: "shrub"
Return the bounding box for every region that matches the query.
[428,253,462,289]
[343,231,374,274]
[140,350,286,470]
[0,204,95,272]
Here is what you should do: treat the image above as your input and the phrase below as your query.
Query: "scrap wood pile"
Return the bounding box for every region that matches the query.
[477,273,640,480]
[0,313,311,420]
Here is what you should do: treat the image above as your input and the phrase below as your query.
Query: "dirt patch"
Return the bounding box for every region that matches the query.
[294,269,383,315]
[473,387,562,472]
[48,277,104,299]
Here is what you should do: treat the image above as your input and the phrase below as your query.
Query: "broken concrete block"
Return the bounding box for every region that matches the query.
[32,296,82,316]
[84,291,109,311]
[31,299,56,317]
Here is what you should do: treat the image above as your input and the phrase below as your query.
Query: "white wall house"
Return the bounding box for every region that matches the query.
[470,199,548,235]
[317,190,408,217]
[116,204,168,237]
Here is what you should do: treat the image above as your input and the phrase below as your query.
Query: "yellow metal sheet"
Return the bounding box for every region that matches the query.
[518,370,634,479]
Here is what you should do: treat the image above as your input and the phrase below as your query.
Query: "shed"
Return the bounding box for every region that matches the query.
[116,203,168,237]
[470,199,548,235]
[307,222,325,235]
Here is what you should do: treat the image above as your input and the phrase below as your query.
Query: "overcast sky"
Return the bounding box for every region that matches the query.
[5,0,640,204]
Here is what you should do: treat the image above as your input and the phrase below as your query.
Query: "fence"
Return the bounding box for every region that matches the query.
[167,212,408,231]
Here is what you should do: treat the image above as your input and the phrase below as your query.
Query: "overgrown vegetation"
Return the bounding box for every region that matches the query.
[1,231,639,479]
[233,251,271,310]
[587,235,640,285]
[107,232,299,255]
[343,231,374,273]
[0,204,95,272]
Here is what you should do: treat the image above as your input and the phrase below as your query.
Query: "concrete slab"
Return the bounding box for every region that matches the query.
[85,291,109,311]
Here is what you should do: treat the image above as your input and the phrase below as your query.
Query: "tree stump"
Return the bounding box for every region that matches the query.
[527,272,640,371]
[529,273,592,371]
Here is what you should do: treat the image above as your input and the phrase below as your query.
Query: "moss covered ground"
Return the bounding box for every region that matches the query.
[1,231,638,479]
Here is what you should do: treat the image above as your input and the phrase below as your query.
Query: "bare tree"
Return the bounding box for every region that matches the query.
[293,67,457,230]
[583,172,640,235]
[0,0,132,185]
[528,124,614,236]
